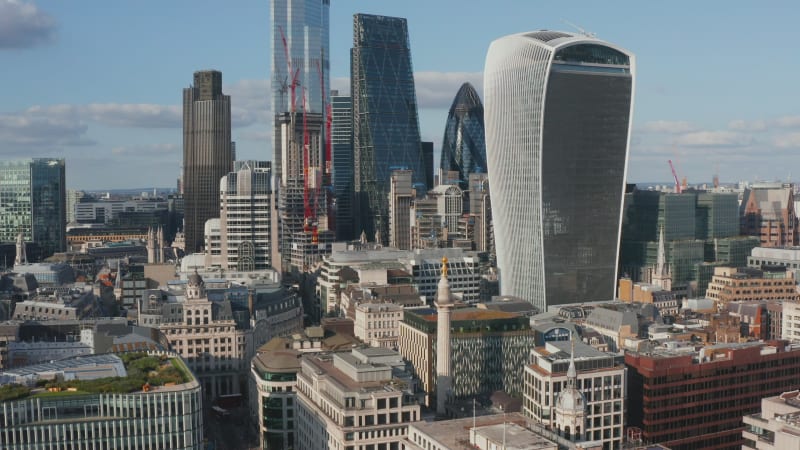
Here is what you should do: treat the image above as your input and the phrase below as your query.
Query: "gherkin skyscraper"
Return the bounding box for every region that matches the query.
[440,82,487,188]
[351,14,424,244]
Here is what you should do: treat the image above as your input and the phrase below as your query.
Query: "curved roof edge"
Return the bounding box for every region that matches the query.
[489,29,634,58]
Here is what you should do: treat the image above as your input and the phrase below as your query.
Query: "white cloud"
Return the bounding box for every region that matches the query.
[414,71,483,109]
[674,130,755,147]
[225,79,271,128]
[0,0,56,49]
[728,119,768,132]
[638,120,697,134]
[110,143,178,157]
[0,111,93,149]
[773,133,800,149]
[776,116,800,128]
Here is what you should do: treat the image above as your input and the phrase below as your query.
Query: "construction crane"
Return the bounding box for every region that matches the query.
[668,160,682,194]
[301,89,319,244]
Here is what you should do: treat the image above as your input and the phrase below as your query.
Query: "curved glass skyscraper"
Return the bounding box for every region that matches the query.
[440,82,487,188]
[484,31,635,310]
[351,14,424,243]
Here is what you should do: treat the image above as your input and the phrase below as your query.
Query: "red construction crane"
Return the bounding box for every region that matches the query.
[278,26,301,113]
[301,89,319,243]
[668,159,682,194]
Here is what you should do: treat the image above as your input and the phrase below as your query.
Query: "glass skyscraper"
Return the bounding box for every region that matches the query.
[351,13,424,243]
[330,91,354,241]
[484,31,635,310]
[440,82,487,189]
[0,158,66,259]
[270,0,330,181]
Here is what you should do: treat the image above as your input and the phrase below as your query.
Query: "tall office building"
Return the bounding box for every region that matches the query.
[219,161,272,271]
[183,70,233,254]
[270,0,330,185]
[330,91,354,241]
[484,31,635,310]
[421,141,434,192]
[0,158,66,259]
[440,82,487,189]
[352,14,425,244]
[389,169,413,250]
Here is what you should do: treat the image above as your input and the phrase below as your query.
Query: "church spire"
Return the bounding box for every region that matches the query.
[652,225,672,291]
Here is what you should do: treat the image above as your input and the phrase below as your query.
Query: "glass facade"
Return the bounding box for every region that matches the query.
[351,14,424,243]
[0,158,66,259]
[270,0,330,179]
[485,32,634,310]
[439,82,487,189]
[331,93,354,241]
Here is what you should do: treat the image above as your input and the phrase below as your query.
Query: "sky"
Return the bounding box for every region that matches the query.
[1,0,799,190]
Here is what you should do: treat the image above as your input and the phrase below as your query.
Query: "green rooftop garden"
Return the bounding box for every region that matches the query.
[1,352,193,401]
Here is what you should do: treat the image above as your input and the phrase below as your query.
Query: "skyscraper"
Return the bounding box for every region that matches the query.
[330,90,354,241]
[351,14,424,244]
[270,0,330,184]
[183,70,233,254]
[440,82,487,189]
[0,158,66,259]
[220,161,272,271]
[484,31,635,310]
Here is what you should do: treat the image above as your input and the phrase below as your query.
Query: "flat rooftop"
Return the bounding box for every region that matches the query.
[408,413,556,450]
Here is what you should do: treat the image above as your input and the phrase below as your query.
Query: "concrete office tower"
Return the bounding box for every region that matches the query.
[331,91,354,241]
[270,0,330,183]
[220,161,272,271]
[389,169,413,250]
[435,257,453,416]
[484,31,635,310]
[183,70,233,254]
[0,158,66,259]
[440,82,487,189]
[352,14,425,244]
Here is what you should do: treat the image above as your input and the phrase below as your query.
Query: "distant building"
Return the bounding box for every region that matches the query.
[183,70,233,254]
[404,413,558,450]
[352,13,425,243]
[743,390,800,449]
[12,285,98,321]
[626,340,800,449]
[295,347,421,449]
[485,31,634,310]
[354,302,404,348]
[749,246,800,277]
[439,82,487,189]
[389,169,414,250]
[741,183,798,247]
[705,266,798,308]
[0,158,66,259]
[331,91,354,241]
[219,161,272,271]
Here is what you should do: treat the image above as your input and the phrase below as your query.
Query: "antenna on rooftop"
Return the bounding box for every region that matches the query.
[561,19,596,38]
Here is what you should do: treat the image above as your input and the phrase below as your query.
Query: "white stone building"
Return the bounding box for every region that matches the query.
[355,302,404,348]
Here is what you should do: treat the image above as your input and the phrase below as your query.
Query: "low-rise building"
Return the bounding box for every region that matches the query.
[524,340,626,449]
[626,340,800,450]
[743,390,800,449]
[295,347,421,449]
[403,413,558,450]
[0,352,203,449]
[12,285,100,321]
[705,266,798,308]
[355,302,404,348]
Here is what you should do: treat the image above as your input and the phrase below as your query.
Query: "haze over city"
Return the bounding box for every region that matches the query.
[2,0,799,189]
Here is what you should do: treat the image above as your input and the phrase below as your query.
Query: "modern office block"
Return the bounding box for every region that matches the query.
[440,82,487,189]
[484,31,634,310]
[421,141,434,191]
[389,169,413,250]
[270,0,330,178]
[352,14,424,244]
[0,158,66,259]
[219,161,272,271]
[183,70,233,254]
[330,91,354,241]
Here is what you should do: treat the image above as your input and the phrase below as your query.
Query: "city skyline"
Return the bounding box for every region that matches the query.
[2,0,799,189]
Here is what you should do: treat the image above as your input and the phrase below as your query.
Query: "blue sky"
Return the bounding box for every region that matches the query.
[1,0,799,189]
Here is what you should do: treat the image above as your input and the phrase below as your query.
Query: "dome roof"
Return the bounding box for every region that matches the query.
[188,271,204,287]
[556,386,585,412]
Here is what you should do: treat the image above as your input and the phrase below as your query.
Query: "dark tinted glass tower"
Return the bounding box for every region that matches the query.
[485,31,635,310]
[440,83,487,189]
[0,158,66,259]
[421,141,434,192]
[351,14,424,243]
[183,70,233,254]
[331,91,354,241]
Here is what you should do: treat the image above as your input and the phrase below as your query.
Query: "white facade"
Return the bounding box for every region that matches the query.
[783,301,800,343]
[743,390,800,449]
[355,302,404,348]
[484,31,635,310]
[219,161,272,271]
[524,341,626,449]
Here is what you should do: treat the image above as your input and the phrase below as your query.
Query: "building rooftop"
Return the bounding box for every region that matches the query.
[252,349,301,373]
[407,413,555,450]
